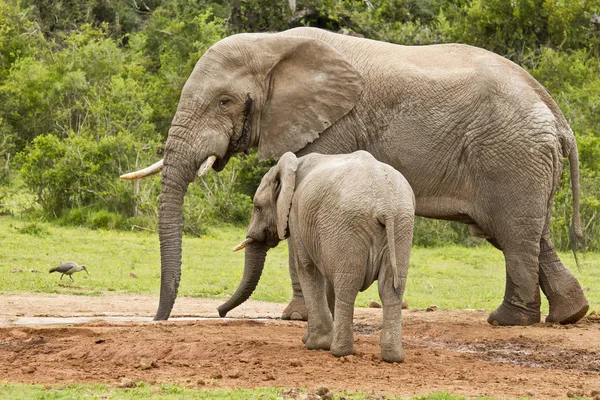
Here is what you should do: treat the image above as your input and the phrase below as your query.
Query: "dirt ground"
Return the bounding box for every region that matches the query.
[0,294,599,399]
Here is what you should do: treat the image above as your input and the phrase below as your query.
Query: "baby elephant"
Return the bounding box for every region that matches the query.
[219,151,415,362]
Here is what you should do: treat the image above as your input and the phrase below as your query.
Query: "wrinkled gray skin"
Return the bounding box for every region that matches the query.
[128,27,588,325]
[219,152,415,362]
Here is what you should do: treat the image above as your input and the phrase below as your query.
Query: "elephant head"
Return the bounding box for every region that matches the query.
[217,152,299,317]
[121,33,363,320]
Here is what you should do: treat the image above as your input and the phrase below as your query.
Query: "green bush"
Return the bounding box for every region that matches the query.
[0,0,598,250]
[87,209,123,230]
[17,222,49,237]
[183,156,254,236]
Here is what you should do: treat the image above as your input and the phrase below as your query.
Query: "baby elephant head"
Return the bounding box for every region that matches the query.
[235,152,299,250]
[218,152,298,317]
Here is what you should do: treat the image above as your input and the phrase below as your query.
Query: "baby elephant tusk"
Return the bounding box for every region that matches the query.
[120,159,164,180]
[232,237,254,252]
[198,155,217,177]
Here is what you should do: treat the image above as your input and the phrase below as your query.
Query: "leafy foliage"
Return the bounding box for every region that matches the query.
[0,0,598,250]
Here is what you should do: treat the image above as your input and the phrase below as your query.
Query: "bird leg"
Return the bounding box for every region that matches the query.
[69,275,74,281]
[60,274,64,281]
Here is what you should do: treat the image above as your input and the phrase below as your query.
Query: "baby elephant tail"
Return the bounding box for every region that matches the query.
[384,215,412,296]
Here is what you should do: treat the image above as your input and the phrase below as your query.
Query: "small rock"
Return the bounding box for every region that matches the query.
[289,359,302,367]
[426,305,438,312]
[10,268,22,273]
[433,349,441,356]
[197,379,206,386]
[282,388,300,398]
[227,371,241,379]
[591,390,600,396]
[21,366,36,374]
[339,355,355,363]
[316,387,333,400]
[129,272,138,279]
[402,301,408,309]
[117,378,136,388]
[138,359,158,370]
[211,373,223,380]
[29,269,40,273]
[368,301,382,309]
[263,372,276,381]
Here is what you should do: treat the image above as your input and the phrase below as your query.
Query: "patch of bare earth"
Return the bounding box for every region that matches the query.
[0,294,599,399]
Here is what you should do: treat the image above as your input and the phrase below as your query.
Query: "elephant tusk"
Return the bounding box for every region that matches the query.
[120,159,164,180]
[232,237,254,252]
[198,155,217,177]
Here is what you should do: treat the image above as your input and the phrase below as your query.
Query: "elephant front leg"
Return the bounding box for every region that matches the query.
[281,243,308,321]
[539,238,589,324]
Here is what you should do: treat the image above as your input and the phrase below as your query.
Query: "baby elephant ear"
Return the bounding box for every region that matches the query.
[258,36,363,160]
[276,152,299,240]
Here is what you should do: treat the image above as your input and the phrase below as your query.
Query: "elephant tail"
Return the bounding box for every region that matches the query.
[568,143,585,259]
[384,215,408,295]
[568,146,583,238]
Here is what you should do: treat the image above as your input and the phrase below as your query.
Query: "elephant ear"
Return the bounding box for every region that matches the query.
[275,152,298,240]
[258,36,364,160]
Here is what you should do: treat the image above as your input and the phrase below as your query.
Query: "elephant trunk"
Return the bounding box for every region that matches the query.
[217,242,269,317]
[154,145,199,321]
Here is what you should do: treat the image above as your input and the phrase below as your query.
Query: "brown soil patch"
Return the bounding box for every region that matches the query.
[0,294,599,398]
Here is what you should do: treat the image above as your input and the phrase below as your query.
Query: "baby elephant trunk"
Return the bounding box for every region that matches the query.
[217,242,269,317]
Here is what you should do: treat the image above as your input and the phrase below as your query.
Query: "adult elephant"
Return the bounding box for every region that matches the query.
[122,27,588,326]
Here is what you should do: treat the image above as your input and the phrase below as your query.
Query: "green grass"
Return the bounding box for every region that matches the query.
[0,216,598,313]
[0,383,490,400]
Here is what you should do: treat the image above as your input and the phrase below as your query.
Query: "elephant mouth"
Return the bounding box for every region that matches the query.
[233,232,279,253]
[213,153,232,172]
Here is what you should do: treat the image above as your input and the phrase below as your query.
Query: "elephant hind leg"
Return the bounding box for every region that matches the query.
[482,212,544,326]
[476,227,587,324]
[377,270,405,363]
[330,281,360,358]
[539,238,588,324]
[468,220,542,325]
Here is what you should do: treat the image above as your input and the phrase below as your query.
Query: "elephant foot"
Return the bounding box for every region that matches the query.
[305,331,332,351]
[539,241,589,324]
[488,301,540,326]
[381,346,405,363]
[331,340,353,358]
[282,297,308,320]
[543,280,589,324]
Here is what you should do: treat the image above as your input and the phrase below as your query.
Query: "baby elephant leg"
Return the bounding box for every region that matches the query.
[378,276,405,363]
[297,262,333,350]
[330,283,360,358]
[282,247,308,321]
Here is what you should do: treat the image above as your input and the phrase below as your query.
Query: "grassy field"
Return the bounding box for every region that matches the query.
[0,383,486,400]
[1,216,598,313]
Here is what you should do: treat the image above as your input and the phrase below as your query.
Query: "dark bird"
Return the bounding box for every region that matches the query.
[49,262,88,281]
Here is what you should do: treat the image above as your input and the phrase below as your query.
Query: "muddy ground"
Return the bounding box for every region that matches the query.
[0,294,599,399]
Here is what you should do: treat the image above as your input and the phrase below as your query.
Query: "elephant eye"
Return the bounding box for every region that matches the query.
[254,206,262,213]
[219,98,230,106]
